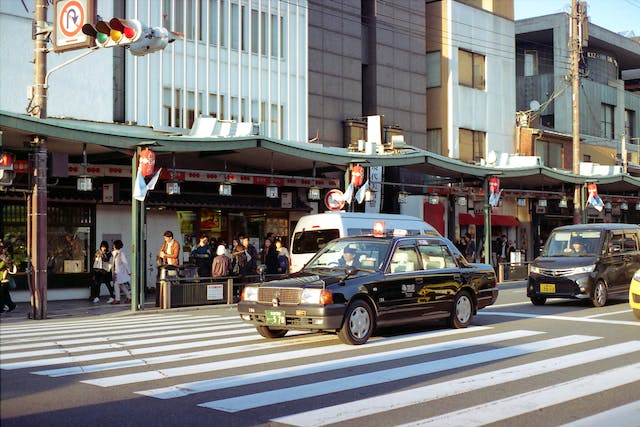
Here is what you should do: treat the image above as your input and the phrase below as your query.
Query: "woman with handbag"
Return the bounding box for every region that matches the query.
[111,240,131,305]
[0,242,17,313]
[90,241,115,304]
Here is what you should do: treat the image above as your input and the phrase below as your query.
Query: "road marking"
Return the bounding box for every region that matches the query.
[138,330,542,399]
[559,400,640,427]
[0,321,248,352]
[271,341,639,427]
[488,301,532,308]
[478,311,639,326]
[398,362,640,427]
[584,309,632,318]
[201,335,600,413]
[0,324,254,361]
[82,327,491,387]
[32,333,334,377]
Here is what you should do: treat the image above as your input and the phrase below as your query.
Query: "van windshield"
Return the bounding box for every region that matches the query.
[291,229,340,255]
[542,230,602,257]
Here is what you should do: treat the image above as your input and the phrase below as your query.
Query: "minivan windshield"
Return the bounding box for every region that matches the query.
[305,239,392,272]
[542,230,602,257]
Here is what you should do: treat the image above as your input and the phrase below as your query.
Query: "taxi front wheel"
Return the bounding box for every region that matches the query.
[256,325,288,339]
[337,300,374,345]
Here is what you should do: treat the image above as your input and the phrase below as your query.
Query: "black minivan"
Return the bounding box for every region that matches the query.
[528,223,640,307]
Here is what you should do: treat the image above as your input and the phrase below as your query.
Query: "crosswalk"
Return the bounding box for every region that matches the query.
[2,313,639,426]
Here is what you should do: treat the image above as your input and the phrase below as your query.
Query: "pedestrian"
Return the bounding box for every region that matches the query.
[232,243,248,277]
[111,239,131,304]
[157,230,180,266]
[465,233,476,262]
[242,237,258,274]
[211,244,230,277]
[261,238,279,275]
[190,233,212,277]
[90,241,115,304]
[275,239,290,274]
[0,242,17,313]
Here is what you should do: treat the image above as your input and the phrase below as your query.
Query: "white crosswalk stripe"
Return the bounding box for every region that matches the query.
[1,312,637,427]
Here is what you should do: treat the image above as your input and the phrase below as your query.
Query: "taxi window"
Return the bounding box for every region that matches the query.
[389,246,419,273]
[419,244,457,269]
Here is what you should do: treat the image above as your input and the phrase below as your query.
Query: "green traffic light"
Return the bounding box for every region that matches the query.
[96,32,109,44]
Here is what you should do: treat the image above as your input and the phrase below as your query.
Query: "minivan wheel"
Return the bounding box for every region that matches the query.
[337,300,374,345]
[449,291,473,328]
[530,295,547,306]
[256,326,288,339]
[592,281,607,307]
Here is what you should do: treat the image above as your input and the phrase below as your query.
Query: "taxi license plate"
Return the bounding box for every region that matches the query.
[540,283,556,293]
[265,309,286,325]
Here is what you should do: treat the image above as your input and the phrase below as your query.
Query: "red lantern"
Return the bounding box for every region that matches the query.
[489,176,500,194]
[351,164,365,187]
[138,148,156,177]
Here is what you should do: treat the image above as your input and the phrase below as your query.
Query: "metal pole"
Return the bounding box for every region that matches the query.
[483,177,491,266]
[571,0,582,224]
[29,0,49,319]
[131,151,139,311]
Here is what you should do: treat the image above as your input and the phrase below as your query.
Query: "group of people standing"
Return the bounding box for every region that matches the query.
[90,239,131,305]
[0,241,17,313]
[186,231,290,279]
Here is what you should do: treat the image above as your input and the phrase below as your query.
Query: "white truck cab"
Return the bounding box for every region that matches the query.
[289,211,440,272]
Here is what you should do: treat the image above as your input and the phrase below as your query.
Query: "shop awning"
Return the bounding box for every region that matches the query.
[459,213,520,227]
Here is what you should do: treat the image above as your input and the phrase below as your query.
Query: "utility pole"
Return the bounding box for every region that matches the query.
[28,0,50,319]
[570,0,583,224]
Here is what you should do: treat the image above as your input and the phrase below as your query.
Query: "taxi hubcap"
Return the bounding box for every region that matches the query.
[350,307,370,338]
[456,296,472,322]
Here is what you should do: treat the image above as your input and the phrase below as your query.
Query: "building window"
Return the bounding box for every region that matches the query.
[535,140,564,169]
[524,50,538,76]
[458,49,485,90]
[541,114,554,128]
[601,103,614,139]
[458,128,485,163]
[164,0,196,41]
[426,51,441,88]
[583,154,592,162]
[625,109,635,139]
[426,129,442,154]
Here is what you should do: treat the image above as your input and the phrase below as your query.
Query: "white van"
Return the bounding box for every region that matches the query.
[289,211,440,272]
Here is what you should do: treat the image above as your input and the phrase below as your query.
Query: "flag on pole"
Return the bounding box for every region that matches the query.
[586,183,604,212]
[343,182,354,204]
[355,180,370,204]
[133,168,162,201]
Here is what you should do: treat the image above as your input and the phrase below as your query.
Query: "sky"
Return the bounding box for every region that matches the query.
[515,0,640,36]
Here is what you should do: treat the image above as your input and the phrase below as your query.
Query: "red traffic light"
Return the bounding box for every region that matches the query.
[82,18,142,48]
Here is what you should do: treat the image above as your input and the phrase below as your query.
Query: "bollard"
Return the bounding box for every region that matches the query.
[226,278,234,305]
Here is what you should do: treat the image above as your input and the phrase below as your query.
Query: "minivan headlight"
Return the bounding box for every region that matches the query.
[570,265,595,275]
[242,286,259,302]
[633,270,640,282]
[530,265,541,274]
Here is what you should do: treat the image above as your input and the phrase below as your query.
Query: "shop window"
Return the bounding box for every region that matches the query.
[47,206,93,274]
[0,204,28,272]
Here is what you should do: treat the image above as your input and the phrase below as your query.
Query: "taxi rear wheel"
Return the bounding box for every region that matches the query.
[449,291,473,329]
[256,326,288,339]
[530,295,547,305]
[337,300,374,345]
[592,281,607,307]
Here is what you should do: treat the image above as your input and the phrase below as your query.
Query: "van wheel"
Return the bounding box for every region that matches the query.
[337,300,374,345]
[256,326,288,339]
[592,281,607,307]
[530,296,546,306]
[449,291,473,328]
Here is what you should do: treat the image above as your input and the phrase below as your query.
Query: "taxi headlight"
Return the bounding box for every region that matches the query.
[570,265,595,275]
[301,288,333,305]
[242,286,259,302]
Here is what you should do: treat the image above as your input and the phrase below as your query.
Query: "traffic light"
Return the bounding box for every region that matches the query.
[82,18,182,56]
[0,152,15,188]
[82,18,142,48]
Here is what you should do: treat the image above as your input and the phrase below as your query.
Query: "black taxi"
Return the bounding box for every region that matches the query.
[238,234,498,345]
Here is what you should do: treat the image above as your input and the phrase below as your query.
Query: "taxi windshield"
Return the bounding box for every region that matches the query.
[304,239,392,272]
[542,230,602,257]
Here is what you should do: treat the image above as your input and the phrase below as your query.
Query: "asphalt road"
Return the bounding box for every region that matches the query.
[1,281,639,427]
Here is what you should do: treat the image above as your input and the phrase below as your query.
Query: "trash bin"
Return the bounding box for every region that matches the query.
[158,265,179,308]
